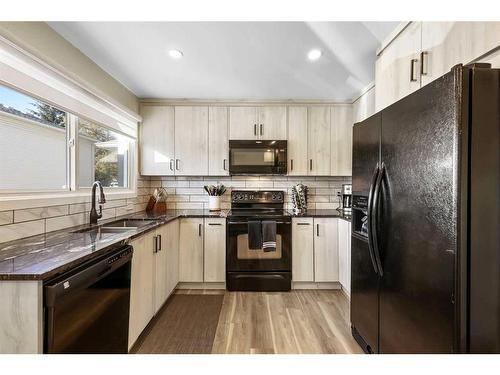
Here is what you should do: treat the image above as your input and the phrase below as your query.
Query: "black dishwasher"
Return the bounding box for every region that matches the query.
[44,245,133,354]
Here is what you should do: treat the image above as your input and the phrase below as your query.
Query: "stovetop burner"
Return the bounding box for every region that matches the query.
[228,190,290,221]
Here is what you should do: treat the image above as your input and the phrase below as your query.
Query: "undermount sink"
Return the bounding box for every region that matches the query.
[101,218,155,228]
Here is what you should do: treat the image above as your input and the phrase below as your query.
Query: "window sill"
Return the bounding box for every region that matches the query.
[0,190,137,211]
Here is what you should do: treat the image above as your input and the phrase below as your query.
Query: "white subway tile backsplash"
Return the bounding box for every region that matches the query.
[176,202,204,209]
[162,180,189,188]
[0,211,14,225]
[14,205,69,223]
[175,188,205,195]
[45,213,86,232]
[69,203,91,214]
[0,219,45,243]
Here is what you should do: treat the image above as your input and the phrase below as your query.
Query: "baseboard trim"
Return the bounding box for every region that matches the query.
[176,282,226,290]
[292,281,341,290]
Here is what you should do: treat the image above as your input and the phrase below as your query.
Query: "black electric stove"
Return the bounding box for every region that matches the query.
[226,190,292,291]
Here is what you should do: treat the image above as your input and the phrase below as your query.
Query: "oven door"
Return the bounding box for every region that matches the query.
[227,219,291,272]
[229,140,287,175]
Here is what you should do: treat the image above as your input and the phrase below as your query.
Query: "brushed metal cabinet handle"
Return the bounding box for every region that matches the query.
[420,51,428,76]
[316,224,320,236]
[309,159,313,171]
[223,158,227,171]
[410,58,419,82]
[290,159,294,171]
[208,223,222,226]
[158,234,162,251]
[260,124,263,136]
[254,124,257,136]
[199,223,202,236]
[297,222,310,226]
[153,235,158,253]
[175,159,180,171]
[169,159,174,171]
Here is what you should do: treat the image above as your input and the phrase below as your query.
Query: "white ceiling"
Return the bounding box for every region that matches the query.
[49,22,398,101]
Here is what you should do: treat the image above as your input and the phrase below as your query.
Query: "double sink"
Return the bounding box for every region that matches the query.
[72,218,157,236]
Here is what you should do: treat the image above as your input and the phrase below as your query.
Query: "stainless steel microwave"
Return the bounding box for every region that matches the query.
[229,140,287,175]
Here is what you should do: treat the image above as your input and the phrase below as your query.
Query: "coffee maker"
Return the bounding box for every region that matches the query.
[341,184,352,212]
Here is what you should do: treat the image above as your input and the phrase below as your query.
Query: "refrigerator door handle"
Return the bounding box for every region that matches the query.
[367,164,380,275]
[371,162,386,276]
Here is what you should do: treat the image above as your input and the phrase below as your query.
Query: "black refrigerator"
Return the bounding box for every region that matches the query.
[350,63,500,354]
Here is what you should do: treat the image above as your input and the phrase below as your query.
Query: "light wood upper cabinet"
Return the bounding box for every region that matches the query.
[229,107,258,139]
[375,22,422,112]
[179,218,204,282]
[331,105,353,176]
[307,106,331,176]
[338,219,351,295]
[208,107,229,176]
[313,218,339,282]
[257,106,287,139]
[174,106,209,175]
[292,218,314,282]
[352,87,376,123]
[140,105,175,175]
[287,106,308,176]
[204,218,226,282]
[421,22,500,87]
[128,231,155,349]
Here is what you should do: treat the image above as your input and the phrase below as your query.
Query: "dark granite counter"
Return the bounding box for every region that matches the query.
[289,209,351,222]
[0,208,350,281]
[0,210,228,281]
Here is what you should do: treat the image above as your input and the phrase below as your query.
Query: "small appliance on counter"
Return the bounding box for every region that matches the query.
[291,183,308,213]
[341,184,352,212]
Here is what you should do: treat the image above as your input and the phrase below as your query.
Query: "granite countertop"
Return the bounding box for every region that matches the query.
[288,209,351,222]
[0,210,228,281]
[0,208,348,281]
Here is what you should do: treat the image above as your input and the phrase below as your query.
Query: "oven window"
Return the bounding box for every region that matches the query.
[236,234,282,260]
[231,148,276,166]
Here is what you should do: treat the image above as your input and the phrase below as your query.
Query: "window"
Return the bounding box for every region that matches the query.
[0,83,136,194]
[78,119,132,188]
[0,85,68,191]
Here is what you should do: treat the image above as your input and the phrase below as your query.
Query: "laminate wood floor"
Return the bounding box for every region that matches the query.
[134,289,363,354]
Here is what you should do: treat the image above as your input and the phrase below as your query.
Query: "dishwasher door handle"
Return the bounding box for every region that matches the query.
[44,245,133,306]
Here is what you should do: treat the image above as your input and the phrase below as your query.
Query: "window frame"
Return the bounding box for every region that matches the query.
[0,85,138,210]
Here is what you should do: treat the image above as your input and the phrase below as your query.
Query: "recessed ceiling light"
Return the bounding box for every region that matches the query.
[307,49,322,61]
[168,49,183,59]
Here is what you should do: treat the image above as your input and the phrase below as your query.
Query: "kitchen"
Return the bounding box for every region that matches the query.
[0,2,500,369]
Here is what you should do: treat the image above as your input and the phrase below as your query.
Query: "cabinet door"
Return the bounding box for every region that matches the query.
[204,218,226,282]
[338,219,351,294]
[208,107,229,176]
[179,218,204,282]
[331,105,353,176]
[292,218,314,282]
[165,219,180,296]
[287,107,308,176]
[314,218,339,282]
[307,107,331,176]
[154,225,169,314]
[128,231,155,349]
[421,22,500,87]
[229,107,257,139]
[257,106,287,139]
[174,106,209,175]
[140,105,175,175]
[375,22,422,111]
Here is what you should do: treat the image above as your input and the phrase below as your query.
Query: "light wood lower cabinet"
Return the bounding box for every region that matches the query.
[313,218,339,282]
[292,218,314,282]
[128,221,179,349]
[179,218,204,282]
[165,219,180,297]
[128,231,155,349]
[204,218,226,282]
[338,219,351,294]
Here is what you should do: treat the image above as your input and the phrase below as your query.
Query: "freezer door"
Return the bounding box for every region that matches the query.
[352,114,381,196]
[378,68,459,353]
